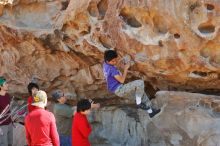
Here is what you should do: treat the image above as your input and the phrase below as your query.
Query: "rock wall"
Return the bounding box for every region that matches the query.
[0,0,220,98]
[90,91,220,146]
[1,0,220,146]
[12,91,220,146]
[151,91,220,146]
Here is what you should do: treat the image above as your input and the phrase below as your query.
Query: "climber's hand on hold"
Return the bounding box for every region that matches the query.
[117,58,125,68]
[91,103,100,109]
[125,62,130,70]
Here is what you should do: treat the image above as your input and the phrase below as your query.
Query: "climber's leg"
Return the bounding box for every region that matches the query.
[115,80,151,108]
[115,80,161,118]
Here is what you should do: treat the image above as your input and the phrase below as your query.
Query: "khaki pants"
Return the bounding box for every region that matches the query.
[0,124,13,146]
[115,80,152,107]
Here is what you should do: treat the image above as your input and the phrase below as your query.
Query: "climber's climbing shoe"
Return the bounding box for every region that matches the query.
[137,102,150,110]
[149,108,161,118]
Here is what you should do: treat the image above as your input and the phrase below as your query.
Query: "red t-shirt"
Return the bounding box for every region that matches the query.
[27,96,36,113]
[72,112,92,146]
[0,93,12,125]
[25,107,60,146]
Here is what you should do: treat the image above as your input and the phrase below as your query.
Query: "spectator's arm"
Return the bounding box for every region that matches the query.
[27,97,32,113]
[24,118,31,146]
[72,106,77,115]
[50,114,60,146]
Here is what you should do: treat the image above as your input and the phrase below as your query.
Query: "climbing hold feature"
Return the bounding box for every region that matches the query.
[174,33,180,39]
[134,52,148,62]
[99,35,114,49]
[206,4,215,11]
[198,23,215,34]
[97,0,108,18]
[119,8,142,28]
[87,1,99,17]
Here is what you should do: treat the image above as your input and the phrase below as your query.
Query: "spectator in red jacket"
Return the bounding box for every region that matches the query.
[25,90,60,146]
[72,99,92,146]
[27,83,39,113]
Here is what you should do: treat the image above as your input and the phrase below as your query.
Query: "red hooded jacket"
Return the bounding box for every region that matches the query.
[72,112,92,146]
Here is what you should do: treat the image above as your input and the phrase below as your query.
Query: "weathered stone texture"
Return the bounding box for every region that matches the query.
[1,1,220,146]
[1,0,220,97]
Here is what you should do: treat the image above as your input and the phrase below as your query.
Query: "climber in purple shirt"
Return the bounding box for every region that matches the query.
[103,62,122,93]
[103,50,161,118]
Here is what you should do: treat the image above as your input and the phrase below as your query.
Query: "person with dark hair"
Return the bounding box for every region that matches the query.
[52,90,100,146]
[104,49,118,62]
[27,82,39,113]
[76,99,91,112]
[72,99,92,146]
[103,50,161,118]
[0,77,13,146]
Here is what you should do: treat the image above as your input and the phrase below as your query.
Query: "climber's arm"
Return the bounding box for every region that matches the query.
[114,63,130,83]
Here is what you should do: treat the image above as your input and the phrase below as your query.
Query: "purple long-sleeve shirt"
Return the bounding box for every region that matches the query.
[103,62,121,93]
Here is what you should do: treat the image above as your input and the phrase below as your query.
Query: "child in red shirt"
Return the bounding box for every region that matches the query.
[72,99,92,146]
[27,83,39,113]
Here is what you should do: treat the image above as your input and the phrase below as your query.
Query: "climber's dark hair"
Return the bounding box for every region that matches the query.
[27,82,39,95]
[104,50,118,62]
[77,99,91,112]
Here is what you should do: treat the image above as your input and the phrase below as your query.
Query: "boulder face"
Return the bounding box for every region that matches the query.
[1,1,220,146]
[11,91,220,146]
[89,91,220,146]
[0,0,220,97]
[151,91,220,146]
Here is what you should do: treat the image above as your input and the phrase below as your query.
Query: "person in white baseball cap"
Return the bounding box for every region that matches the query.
[31,90,47,108]
[25,90,60,146]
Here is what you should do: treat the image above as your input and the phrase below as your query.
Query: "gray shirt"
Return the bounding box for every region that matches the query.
[53,103,75,136]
